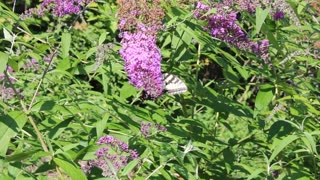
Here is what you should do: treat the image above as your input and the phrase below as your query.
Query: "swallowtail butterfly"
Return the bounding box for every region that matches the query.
[162,73,188,95]
[139,73,187,101]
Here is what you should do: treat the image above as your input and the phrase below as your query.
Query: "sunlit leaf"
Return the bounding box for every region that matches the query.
[253,7,271,37]
[269,135,299,163]
[121,159,139,176]
[0,51,8,75]
[53,158,86,180]
[0,111,28,156]
[61,32,71,59]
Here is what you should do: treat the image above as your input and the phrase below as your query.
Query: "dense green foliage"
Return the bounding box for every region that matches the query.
[0,0,319,179]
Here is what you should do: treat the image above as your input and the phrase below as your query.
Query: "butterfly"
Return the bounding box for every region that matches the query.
[138,73,188,102]
[162,73,188,95]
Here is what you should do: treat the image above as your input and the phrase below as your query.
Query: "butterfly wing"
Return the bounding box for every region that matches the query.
[163,73,188,95]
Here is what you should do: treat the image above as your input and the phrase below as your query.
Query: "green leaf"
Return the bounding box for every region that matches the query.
[0,51,8,75]
[0,111,28,156]
[223,148,235,164]
[98,31,108,45]
[5,150,40,162]
[234,162,256,176]
[247,168,265,180]
[234,65,249,80]
[267,121,294,141]
[96,113,109,138]
[297,1,307,14]
[0,175,12,180]
[26,52,42,62]
[53,158,86,180]
[172,164,189,179]
[159,168,171,179]
[269,135,299,163]
[61,32,71,59]
[119,82,137,99]
[48,118,72,140]
[121,159,140,176]
[3,28,13,42]
[253,7,271,37]
[86,46,97,60]
[254,84,274,112]
[302,132,318,155]
[0,3,31,33]
[30,100,57,112]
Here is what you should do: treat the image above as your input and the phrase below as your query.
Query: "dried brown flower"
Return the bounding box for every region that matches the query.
[117,0,164,35]
[310,1,320,14]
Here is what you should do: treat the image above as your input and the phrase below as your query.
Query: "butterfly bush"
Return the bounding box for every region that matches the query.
[140,122,167,137]
[22,58,41,72]
[119,26,163,97]
[195,2,270,61]
[0,58,41,101]
[21,0,95,19]
[236,0,289,22]
[0,66,18,101]
[237,0,258,13]
[273,10,285,20]
[117,0,165,98]
[81,135,139,177]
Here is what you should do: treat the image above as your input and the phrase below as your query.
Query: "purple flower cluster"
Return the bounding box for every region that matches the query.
[1,58,44,101]
[212,12,247,47]
[81,135,139,177]
[195,2,248,47]
[237,0,259,13]
[117,0,165,98]
[0,66,17,101]
[119,25,163,98]
[23,58,40,72]
[273,10,285,20]
[21,0,95,19]
[237,0,287,21]
[195,2,269,61]
[250,39,270,60]
[140,122,167,137]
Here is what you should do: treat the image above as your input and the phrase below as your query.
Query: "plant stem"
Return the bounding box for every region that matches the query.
[192,44,201,119]
[145,156,176,180]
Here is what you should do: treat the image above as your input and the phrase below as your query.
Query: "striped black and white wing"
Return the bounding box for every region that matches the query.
[162,73,188,95]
